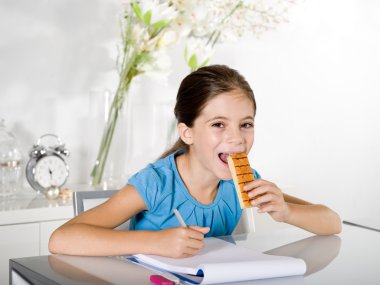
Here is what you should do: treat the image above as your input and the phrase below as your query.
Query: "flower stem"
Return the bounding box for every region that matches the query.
[90,91,124,186]
[90,56,137,187]
[207,1,243,48]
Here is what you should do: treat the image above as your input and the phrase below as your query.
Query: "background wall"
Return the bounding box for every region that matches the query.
[1,0,379,221]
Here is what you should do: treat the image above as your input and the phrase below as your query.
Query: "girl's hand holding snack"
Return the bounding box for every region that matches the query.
[244,179,290,222]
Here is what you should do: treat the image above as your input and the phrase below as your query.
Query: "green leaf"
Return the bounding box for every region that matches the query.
[131,3,144,23]
[144,10,152,25]
[136,51,151,65]
[151,19,170,30]
[188,54,198,70]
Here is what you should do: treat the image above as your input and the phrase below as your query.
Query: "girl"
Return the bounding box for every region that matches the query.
[49,65,341,258]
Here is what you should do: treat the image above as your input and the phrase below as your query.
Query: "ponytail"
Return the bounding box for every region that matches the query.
[158,138,188,160]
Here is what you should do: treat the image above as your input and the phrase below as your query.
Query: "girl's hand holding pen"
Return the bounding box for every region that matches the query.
[244,179,290,223]
[153,226,210,258]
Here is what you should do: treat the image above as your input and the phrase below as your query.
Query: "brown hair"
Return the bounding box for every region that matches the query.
[159,64,256,159]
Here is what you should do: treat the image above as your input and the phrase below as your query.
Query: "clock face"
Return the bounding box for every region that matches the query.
[34,155,68,188]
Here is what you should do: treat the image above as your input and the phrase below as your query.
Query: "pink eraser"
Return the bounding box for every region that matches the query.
[150,274,174,285]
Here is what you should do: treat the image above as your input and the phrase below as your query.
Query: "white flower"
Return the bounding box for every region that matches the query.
[171,13,193,38]
[185,37,215,70]
[135,0,177,26]
[130,24,149,49]
[126,0,296,71]
[157,30,178,49]
[141,50,172,84]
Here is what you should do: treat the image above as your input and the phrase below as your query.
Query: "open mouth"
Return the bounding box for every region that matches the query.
[218,153,229,164]
[219,152,245,164]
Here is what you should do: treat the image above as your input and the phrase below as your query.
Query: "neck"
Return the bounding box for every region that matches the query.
[176,152,219,205]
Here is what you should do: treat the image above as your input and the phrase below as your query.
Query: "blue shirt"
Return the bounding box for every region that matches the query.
[127,150,261,237]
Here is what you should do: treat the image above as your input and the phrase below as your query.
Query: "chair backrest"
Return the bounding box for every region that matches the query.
[233,207,256,235]
[73,190,119,216]
[73,190,130,230]
[73,190,255,234]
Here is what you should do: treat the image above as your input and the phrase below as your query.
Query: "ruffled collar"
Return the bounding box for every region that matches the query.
[169,150,223,209]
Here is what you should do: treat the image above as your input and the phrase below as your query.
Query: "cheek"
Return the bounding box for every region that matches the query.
[207,131,225,147]
[245,131,255,148]
[197,129,222,145]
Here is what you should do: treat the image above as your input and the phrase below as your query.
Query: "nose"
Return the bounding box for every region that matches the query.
[226,126,243,146]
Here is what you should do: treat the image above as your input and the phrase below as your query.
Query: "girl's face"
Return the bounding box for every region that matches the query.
[188,90,255,180]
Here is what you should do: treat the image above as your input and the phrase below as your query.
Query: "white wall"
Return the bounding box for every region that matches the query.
[229,0,380,220]
[1,0,379,220]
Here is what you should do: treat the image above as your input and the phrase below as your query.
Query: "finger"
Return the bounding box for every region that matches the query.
[187,227,207,240]
[181,253,194,258]
[248,183,280,198]
[173,226,204,241]
[257,203,279,213]
[243,179,270,191]
[183,247,201,257]
[251,193,277,206]
[172,251,194,259]
[190,226,210,234]
[185,238,205,251]
[247,187,269,200]
[242,181,255,191]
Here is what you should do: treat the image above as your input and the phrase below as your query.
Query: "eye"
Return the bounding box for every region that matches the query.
[211,122,225,128]
[241,122,254,129]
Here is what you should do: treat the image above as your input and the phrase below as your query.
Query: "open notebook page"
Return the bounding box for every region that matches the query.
[133,237,306,284]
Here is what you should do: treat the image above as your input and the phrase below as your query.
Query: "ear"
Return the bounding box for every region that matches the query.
[178,123,193,145]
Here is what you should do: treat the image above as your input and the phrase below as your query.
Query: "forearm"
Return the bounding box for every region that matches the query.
[49,224,157,256]
[284,203,342,235]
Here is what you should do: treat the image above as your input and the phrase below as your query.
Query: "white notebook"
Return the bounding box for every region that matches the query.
[132,237,306,284]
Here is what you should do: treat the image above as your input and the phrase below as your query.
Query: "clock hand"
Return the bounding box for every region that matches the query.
[48,168,53,185]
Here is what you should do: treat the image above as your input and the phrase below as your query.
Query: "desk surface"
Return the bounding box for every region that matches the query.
[10,224,380,285]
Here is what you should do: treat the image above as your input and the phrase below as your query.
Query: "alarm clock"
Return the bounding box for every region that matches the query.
[26,134,69,195]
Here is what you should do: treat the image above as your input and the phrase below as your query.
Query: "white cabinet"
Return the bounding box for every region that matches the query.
[0,223,39,285]
[0,191,73,285]
[40,219,68,255]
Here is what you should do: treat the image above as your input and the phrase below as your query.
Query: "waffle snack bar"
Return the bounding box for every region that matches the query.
[227,153,255,209]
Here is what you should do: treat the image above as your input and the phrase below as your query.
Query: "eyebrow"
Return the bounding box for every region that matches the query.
[205,115,254,123]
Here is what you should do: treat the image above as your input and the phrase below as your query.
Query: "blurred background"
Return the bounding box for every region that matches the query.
[1,0,379,221]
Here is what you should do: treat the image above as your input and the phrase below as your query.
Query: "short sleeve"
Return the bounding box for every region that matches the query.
[253,168,261,179]
[127,166,162,211]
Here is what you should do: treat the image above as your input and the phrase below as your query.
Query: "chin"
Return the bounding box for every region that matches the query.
[217,171,232,181]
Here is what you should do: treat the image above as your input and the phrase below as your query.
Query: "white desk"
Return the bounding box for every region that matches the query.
[9,224,380,284]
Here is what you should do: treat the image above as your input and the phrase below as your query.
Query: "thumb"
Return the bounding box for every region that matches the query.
[190,225,210,234]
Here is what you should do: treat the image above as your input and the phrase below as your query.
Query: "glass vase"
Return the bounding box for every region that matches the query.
[88,89,132,190]
[88,88,177,190]
[0,119,22,197]
[126,98,176,168]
